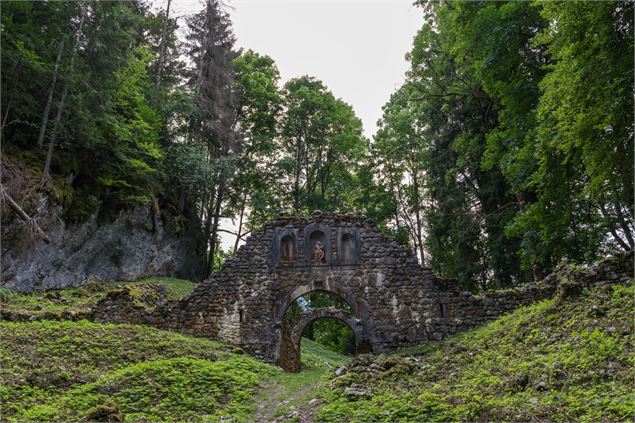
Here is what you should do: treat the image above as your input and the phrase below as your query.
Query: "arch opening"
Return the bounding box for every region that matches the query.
[300,317,357,357]
[278,290,367,372]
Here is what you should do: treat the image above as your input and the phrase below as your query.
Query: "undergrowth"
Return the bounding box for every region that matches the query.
[317,283,634,422]
[0,320,272,421]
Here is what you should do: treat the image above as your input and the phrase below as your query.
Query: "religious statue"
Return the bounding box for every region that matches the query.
[312,241,325,263]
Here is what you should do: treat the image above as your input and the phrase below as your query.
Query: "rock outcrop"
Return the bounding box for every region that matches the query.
[1,203,207,292]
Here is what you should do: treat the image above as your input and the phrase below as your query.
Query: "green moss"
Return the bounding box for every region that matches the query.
[117,277,197,300]
[0,320,273,421]
[20,357,266,422]
[0,277,196,319]
[317,284,634,422]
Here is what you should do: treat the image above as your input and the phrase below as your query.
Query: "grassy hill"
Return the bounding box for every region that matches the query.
[317,283,634,422]
[0,319,273,421]
[0,277,349,422]
[1,273,632,422]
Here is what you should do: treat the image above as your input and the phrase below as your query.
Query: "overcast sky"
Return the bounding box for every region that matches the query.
[159,0,423,249]
[164,0,423,138]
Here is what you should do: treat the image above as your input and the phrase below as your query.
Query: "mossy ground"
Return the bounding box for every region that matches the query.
[0,277,196,318]
[317,283,634,422]
[0,319,272,421]
[1,278,632,422]
[0,279,347,422]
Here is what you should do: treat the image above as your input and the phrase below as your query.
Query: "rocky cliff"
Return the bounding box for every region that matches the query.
[1,201,207,292]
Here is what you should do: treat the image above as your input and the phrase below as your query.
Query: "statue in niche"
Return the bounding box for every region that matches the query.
[312,241,325,263]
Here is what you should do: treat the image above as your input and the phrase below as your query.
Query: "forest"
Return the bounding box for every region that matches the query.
[1,1,633,421]
[2,0,633,289]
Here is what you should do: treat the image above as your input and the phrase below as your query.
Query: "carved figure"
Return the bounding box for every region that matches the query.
[312,241,325,262]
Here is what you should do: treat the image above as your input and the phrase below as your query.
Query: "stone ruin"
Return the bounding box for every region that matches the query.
[156,211,442,371]
[140,211,630,371]
[70,211,631,372]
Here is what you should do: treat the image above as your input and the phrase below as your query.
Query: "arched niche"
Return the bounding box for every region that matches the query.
[280,235,297,263]
[272,228,299,265]
[337,228,360,264]
[303,223,331,264]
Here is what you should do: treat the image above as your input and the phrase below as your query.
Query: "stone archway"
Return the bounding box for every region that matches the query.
[166,212,444,367]
[279,307,363,372]
[274,282,370,323]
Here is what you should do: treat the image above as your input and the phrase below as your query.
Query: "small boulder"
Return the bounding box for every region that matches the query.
[344,383,372,398]
[511,374,529,390]
[81,404,124,422]
[588,305,606,317]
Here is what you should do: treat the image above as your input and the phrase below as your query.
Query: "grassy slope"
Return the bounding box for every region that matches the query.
[0,319,274,422]
[317,283,634,422]
[0,277,196,319]
[0,279,349,422]
[0,278,265,422]
[1,278,632,422]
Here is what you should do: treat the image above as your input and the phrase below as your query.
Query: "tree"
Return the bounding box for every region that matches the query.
[228,50,282,248]
[277,76,367,214]
[183,0,238,272]
[534,1,634,252]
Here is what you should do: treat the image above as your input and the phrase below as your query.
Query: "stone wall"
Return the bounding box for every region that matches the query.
[1,203,207,292]
[61,211,632,371]
[147,211,633,369]
[153,212,441,366]
[425,250,634,339]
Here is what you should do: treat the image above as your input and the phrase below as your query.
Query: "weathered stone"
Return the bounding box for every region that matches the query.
[1,203,207,292]
[71,213,632,372]
[344,383,372,398]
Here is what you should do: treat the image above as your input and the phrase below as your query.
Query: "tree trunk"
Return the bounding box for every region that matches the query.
[41,6,86,186]
[293,134,302,212]
[177,188,187,214]
[1,57,23,134]
[0,187,49,243]
[233,193,246,252]
[599,202,630,251]
[412,171,426,266]
[207,181,224,274]
[155,0,172,87]
[611,192,634,249]
[37,36,65,148]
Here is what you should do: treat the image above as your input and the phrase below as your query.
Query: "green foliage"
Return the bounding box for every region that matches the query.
[275,76,368,214]
[317,283,634,422]
[373,0,633,288]
[0,319,272,421]
[20,357,264,422]
[310,319,356,356]
[1,0,179,222]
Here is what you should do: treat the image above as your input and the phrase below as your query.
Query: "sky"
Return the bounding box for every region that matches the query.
[163,0,423,138]
[157,0,423,249]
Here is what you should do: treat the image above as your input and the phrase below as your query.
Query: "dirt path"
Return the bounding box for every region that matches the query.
[253,366,331,423]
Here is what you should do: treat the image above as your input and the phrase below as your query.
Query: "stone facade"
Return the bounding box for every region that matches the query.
[2,211,631,371]
[146,212,633,371]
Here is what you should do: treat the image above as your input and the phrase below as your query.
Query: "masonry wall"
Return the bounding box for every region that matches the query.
[83,212,633,368]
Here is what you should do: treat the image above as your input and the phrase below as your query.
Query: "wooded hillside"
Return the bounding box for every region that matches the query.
[1,0,632,288]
